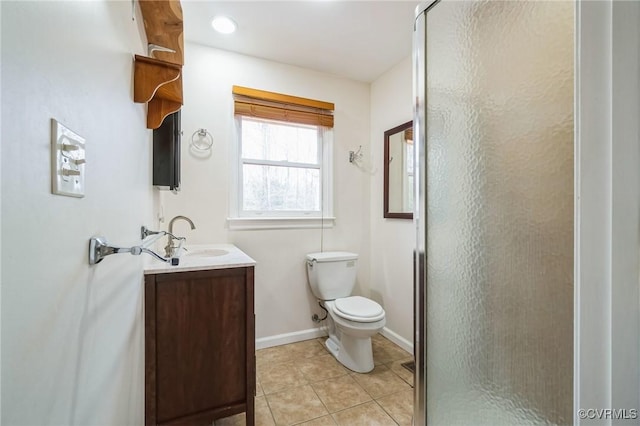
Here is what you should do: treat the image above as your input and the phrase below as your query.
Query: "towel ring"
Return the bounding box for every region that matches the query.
[190,128,213,151]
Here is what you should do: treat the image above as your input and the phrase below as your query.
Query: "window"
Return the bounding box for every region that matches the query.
[404,128,414,212]
[229,86,335,230]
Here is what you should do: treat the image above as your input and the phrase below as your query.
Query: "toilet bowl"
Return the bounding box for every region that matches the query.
[305,252,386,373]
[324,296,386,373]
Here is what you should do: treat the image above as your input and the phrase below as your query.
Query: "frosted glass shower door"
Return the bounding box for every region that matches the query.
[414,1,574,425]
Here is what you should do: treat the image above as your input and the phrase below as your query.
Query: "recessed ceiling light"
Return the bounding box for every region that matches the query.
[211,15,237,34]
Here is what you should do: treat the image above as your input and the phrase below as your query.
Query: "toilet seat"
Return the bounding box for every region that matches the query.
[333,296,385,323]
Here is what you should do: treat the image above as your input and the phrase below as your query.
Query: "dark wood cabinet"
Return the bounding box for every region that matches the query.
[145,267,255,425]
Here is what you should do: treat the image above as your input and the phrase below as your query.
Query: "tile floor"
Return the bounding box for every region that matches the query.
[215,334,414,426]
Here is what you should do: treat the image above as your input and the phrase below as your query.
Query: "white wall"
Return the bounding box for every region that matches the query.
[159,42,371,343]
[369,57,414,350]
[1,2,150,424]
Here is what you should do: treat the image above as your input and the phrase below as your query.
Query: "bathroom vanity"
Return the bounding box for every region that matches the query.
[144,245,256,426]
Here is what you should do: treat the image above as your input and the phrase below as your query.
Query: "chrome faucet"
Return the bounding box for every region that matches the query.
[165,215,196,257]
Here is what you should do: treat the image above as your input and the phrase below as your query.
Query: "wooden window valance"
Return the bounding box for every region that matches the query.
[233,85,334,128]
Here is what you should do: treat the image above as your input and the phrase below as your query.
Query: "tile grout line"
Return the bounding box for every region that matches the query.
[261,390,278,425]
[350,364,414,401]
[292,384,333,426]
[371,398,401,426]
[374,390,411,426]
[348,371,377,401]
[384,360,415,387]
[330,399,400,425]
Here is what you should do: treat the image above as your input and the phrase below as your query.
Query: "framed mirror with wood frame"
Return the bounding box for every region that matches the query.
[384,120,414,219]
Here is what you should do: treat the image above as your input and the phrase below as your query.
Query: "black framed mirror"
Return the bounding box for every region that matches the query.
[384,120,414,219]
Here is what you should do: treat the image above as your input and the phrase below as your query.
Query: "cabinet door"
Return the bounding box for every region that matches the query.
[154,269,247,423]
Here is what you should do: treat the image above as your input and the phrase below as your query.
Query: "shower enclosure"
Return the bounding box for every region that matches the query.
[413,1,574,424]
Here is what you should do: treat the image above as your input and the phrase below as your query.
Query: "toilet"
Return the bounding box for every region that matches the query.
[305,251,386,373]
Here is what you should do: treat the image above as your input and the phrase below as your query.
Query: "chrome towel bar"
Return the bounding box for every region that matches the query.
[88,226,182,265]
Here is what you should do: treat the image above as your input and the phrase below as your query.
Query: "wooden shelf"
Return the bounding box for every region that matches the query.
[147,98,182,130]
[138,0,184,66]
[134,0,184,129]
[134,55,181,104]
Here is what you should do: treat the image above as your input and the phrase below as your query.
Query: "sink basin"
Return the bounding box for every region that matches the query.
[185,248,229,258]
[144,244,256,274]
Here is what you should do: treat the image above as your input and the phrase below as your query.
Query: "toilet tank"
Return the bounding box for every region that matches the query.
[306,251,358,300]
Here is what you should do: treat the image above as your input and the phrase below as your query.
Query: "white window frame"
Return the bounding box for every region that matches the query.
[228,115,334,230]
[403,141,414,212]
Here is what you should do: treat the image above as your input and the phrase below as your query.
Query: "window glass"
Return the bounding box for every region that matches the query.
[242,164,320,211]
[241,118,318,164]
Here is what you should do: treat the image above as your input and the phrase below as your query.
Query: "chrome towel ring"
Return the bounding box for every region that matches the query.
[190,128,213,151]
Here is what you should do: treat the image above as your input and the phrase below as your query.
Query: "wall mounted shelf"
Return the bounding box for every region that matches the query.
[138,0,184,66]
[134,0,184,129]
[134,55,182,129]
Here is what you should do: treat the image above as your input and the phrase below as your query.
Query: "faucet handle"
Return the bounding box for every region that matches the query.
[164,234,186,258]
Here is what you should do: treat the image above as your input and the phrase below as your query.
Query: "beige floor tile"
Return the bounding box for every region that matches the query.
[294,414,337,425]
[332,401,397,426]
[386,358,414,387]
[351,365,412,399]
[257,345,300,368]
[256,395,276,426]
[376,389,413,426]
[371,333,389,344]
[296,354,349,382]
[311,375,372,413]
[372,338,411,365]
[282,339,328,359]
[267,385,329,425]
[259,361,308,395]
[255,337,412,425]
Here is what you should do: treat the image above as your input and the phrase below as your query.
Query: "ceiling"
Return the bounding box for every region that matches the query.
[182,1,420,83]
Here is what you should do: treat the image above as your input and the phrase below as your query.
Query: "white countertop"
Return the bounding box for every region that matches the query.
[143,244,256,275]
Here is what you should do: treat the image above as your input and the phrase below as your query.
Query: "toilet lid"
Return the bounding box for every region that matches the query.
[333,296,385,323]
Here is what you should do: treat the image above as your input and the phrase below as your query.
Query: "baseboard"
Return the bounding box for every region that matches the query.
[255,326,413,353]
[380,327,413,354]
[256,327,328,350]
